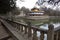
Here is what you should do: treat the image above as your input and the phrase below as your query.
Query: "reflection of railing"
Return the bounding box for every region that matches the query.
[0,16,60,40]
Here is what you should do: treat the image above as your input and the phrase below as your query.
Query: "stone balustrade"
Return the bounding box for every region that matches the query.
[0,16,60,40]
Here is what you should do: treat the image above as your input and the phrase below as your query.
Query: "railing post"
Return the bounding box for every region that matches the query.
[0,21,1,25]
[58,31,60,40]
[25,26,27,34]
[17,24,20,31]
[19,25,21,31]
[27,22,32,37]
[13,23,16,28]
[40,31,44,40]
[15,23,17,29]
[47,24,54,40]
[32,29,38,40]
[56,32,59,40]
[15,23,21,32]
[16,23,19,31]
[21,25,23,32]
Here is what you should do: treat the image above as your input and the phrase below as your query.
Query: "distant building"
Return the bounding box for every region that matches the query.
[26,7,49,20]
[27,7,45,16]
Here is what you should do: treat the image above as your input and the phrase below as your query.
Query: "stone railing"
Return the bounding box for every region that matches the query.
[0,16,60,40]
[6,19,56,40]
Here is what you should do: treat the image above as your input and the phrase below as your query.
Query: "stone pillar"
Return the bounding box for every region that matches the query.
[21,25,23,32]
[32,29,38,40]
[40,32,44,40]
[47,24,54,40]
[0,21,1,26]
[25,26,27,34]
[27,22,32,37]
[18,24,20,31]
[56,32,59,40]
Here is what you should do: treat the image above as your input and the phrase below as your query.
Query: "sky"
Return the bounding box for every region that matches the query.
[16,0,60,11]
[16,0,38,9]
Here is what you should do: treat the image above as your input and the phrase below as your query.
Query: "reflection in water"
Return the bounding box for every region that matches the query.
[40,23,60,30]
[37,31,47,40]
[14,16,60,40]
[37,31,46,40]
[37,23,60,40]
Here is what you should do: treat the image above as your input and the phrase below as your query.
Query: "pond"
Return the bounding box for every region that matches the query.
[36,23,60,40]
[14,16,60,28]
[37,22,60,40]
[14,16,60,40]
[39,22,60,29]
[36,17,60,40]
[39,17,60,29]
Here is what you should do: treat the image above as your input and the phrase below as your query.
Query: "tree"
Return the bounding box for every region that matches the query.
[21,6,26,12]
[21,7,30,16]
[7,7,21,21]
[0,0,16,14]
[44,8,60,16]
[12,7,21,15]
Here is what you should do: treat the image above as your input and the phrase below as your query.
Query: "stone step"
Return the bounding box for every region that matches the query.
[0,24,9,40]
[0,19,27,40]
